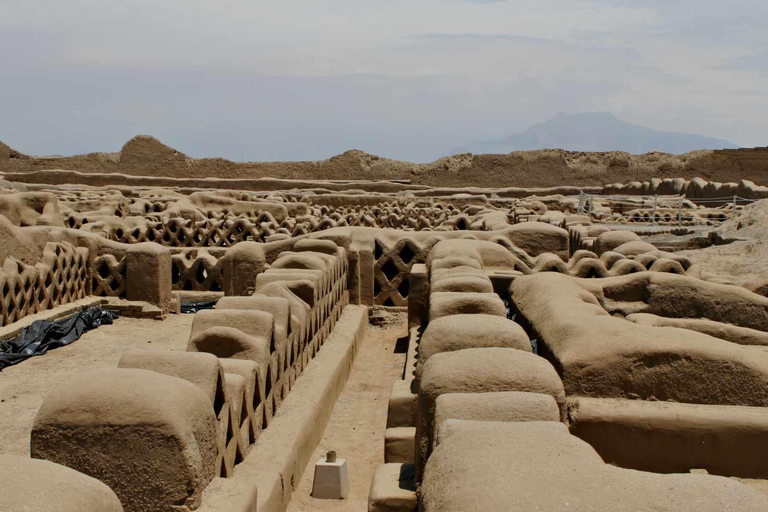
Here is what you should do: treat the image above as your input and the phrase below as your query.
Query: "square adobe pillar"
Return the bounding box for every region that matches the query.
[126,243,172,312]
[351,244,374,307]
[407,264,428,329]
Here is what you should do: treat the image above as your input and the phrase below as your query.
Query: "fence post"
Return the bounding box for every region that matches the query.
[586,195,593,218]
[678,199,683,227]
[578,191,584,214]
[652,195,657,225]
[733,195,738,216]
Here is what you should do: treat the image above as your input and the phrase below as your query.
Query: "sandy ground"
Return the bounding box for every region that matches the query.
[0,314,194,456]
[7,306,767,505]
[679,240,768,281]
[675,200,768,282]
[286,313,408,512]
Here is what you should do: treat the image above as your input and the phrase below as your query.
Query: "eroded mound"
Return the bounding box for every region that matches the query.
[3,135,768,188]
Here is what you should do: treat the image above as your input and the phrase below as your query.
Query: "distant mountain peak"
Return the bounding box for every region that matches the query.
[459,112,738,155]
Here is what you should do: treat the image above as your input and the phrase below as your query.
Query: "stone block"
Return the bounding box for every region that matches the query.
[416,347,565,479]
[311,452,349,500]
[407,264,428,328]
[419,314,531,364]
[421,421,768,512]
[569,397,768,479]
[31,368,218,512]
[385,427,415,464]
[117,349,227,412]
[387,379,417,428]
[125,242,172,311]
[428,292,505,321]
[221,241,268,296]
[368,463,417,512]
[191,309,274,342]
[1,455,123,512]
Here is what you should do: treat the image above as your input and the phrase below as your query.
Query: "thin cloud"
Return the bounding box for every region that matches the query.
[0,0,766,160]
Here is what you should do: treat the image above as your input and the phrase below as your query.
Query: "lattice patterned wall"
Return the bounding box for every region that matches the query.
[0,242,90,326]
[105,215,293,247]
[68,202,491,248]
[92,254,126,297]
[171,249,225,292]
[372,237,431,307]
[369,232,538,307]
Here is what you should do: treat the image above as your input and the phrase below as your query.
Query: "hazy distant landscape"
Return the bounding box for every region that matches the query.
[454,112,739,156]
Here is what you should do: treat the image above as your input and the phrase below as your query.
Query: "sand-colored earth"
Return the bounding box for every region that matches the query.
[680,240,768,281]
[3,135,768,189]
[286,313,407,512]
[680,199,768,281]
[0,308,408,511]
[0,314,194,456]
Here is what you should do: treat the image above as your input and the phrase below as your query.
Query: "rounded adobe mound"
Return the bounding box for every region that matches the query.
[31,368,217,512]
[510,272,768,405]
[191,309,274,339]
[430,256,482,271]
[0,455,123,512]
[271,253,328,271]
[593,230,641,255]
[117,349,226,407]
[427,239,519,270]
[293,238,339,255]
[428,292,506,320]
[420,314,531,362]
[188,326,271,370]
[222,241,268,296]
[430,275,494,293]
[422,421,768,512]
[119,135,187,166]
[433,391,559,446]
[420,347,565,416]
[416,347,565,478]
[614,240,658,256]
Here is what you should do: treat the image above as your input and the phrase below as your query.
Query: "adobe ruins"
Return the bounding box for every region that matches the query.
[3,136,768,511]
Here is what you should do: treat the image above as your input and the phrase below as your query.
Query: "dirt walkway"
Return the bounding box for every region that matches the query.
[0,314,194,456]
[287,313,408,512]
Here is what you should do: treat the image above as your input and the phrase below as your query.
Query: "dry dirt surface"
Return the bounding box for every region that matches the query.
[680,199,768,280]
[3,135,768,188]
[286,313,408,512]
[0,314,193,456]
[680,240,768,281]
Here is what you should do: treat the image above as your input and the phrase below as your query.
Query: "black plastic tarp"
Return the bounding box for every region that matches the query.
[0,307,117,370]
[180,300,218,314]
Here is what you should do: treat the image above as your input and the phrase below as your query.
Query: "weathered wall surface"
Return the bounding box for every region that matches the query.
[2,135,768,188]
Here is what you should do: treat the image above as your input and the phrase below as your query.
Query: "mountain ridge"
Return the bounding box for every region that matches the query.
[454,112,739,155]
[2,133,767,191]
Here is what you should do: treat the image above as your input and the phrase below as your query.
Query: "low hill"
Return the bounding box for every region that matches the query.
[1,134,767,189]
[456,113,739,155]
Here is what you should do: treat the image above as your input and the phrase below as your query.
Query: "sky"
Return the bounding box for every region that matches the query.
[1,0,766,162]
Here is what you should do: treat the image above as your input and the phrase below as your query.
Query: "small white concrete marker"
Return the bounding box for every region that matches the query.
[311,450,349,499]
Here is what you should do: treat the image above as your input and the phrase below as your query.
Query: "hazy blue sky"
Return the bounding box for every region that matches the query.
[1,0,766,162]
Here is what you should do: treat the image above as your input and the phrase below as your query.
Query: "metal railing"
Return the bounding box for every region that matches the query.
[577,192,757,226]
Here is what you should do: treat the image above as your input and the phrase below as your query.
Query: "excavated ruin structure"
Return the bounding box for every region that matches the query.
[3,137,768,512]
